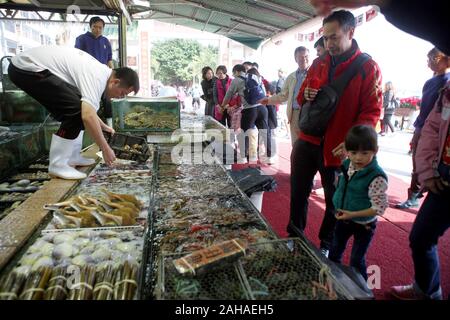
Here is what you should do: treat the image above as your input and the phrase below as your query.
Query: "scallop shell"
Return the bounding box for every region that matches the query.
[52,243,73,260]
[53,233,75,245]
[31,256,53,271]
[19,252,42,266]
[72,255,92,267]
[91,248,111,262]
[80,244,96,255]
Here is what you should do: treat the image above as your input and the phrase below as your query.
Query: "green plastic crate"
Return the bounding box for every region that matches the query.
[112,97,180,133]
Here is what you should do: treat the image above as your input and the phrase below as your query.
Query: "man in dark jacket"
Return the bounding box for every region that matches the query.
[290,10,382,256]
[75,16,114,127]
[75,16,113,68]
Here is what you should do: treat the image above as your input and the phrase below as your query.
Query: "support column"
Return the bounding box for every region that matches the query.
[118,13,127,67]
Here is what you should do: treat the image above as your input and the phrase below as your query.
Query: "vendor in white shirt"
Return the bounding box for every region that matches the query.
[8,45,139,180]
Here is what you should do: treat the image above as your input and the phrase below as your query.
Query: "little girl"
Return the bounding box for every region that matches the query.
[329,125,388,280]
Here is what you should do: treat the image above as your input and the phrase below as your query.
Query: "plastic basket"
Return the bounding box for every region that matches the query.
[240,239,352,300]
[157,239,353,300]
[157,253,249,300]
[103,131,151,163]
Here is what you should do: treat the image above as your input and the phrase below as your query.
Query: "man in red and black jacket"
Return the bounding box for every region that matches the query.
[289,10,382,256]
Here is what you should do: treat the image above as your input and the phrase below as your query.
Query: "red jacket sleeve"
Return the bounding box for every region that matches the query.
[297,59,327,107]
[355,60,383,127]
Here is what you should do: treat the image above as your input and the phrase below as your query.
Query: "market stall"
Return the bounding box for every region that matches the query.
[0,109,372,300]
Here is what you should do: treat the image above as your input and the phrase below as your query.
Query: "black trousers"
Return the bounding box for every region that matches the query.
[267,105,278,129]
[219,109,231,127]
[241,105,271,157]
[8,63,84,139]
[289,139,338,249]
[383,113,395,133]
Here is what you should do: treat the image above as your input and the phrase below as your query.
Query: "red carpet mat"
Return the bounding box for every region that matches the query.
[233,140,450,300]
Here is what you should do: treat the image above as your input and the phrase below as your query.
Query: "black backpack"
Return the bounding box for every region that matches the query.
[240,75,266,105]
[298,53,371,137]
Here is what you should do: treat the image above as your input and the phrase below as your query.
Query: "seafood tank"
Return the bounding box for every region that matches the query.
[138,144,358,300]
[0,157,152,300]
[112,98,180,133]
[0,113,368,300]
[0,153,50,221]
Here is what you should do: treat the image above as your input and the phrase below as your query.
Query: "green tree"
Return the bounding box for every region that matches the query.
[151,39,218,86]
[189,45,218,85]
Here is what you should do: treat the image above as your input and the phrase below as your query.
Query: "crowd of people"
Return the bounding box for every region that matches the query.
[194,1,450,300]
[4,0,449,300]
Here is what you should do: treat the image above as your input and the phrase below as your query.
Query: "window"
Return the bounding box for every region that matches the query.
[23,25,32,38]
[6,40,17,55]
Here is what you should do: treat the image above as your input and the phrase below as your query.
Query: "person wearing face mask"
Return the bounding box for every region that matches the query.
[8,46,139,179]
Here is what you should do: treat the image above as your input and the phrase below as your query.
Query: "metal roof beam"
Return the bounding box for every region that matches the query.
[149,7,267,38]
[245,1,300,21]
[229,18,277,33]
[180,0,284,31]
[0,8,118,23]
[0,3,118,16]
[252,0,313,19]
[202,10,213,31]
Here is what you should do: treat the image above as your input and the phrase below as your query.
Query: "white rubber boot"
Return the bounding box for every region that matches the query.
[49,134,87,180]
[248,128,259,162]
[68,131,95,167]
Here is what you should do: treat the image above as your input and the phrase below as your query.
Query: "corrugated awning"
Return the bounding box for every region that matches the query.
[0,0,126,16]
[0,0,318,49]
[129,0,317,49]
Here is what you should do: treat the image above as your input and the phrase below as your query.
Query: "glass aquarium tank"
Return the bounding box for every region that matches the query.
[1,91,49,123]
[112,97,180,133]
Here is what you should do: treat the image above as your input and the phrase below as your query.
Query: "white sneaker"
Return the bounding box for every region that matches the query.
[286,240,295,251]
[320,248,329,258]
[49,134,87,180]
[248,156,258,163]
[261,155,278,165]
[68,131,96,167]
